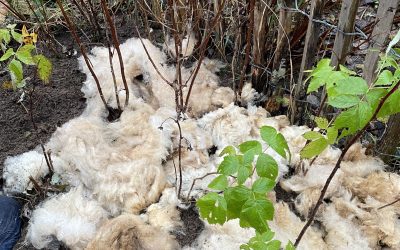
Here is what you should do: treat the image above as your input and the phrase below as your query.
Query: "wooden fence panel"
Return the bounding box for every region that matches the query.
[330,0,360,67]
[364,0,399,85]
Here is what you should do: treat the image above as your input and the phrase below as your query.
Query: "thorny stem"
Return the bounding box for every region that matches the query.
[238,0,255,96]
[56,0,109,110]
[100,0,130,108]
[295,80,400,247]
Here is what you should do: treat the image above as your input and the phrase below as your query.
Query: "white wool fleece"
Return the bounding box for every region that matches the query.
[27,187,109,250]
[3,150,48,193]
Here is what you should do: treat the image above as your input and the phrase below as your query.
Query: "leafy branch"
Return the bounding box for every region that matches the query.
[295,55,400,246]
[196,126,294,250]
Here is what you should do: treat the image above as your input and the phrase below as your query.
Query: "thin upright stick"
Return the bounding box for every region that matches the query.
[100,0,130,107]
[56,0,109,110]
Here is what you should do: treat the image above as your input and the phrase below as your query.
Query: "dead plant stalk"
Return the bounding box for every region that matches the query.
[100,0,130,108]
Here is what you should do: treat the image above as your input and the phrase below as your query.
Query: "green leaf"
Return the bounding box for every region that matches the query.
[310,59,333,77]
[339,64,356,75]
[265,240,281,250]
[239,141,262,154]
[240,198,274,233]
[0,48,14,61]
[218,155,240,175]
[366,88,387,109]
[208,175,228,191]
[197,192,227,224]
[378,90,400,118]
[285,241,296,250]
[0,29,11,44]
[335,101,372,136]
[300,138,328,159]
[302,131,323,140]
[34,55,52,84]
[375,70,394,86]
[328,77,368,96]
[8,59,23,86]
[255,153,278,181]
[16,45,35,65]
[379,55,399,69]
[326,127,338,144]
[237,164,251,185]
[307,77,326,93]
[260,126,290,160]
[240,140,262,165]
[328,94,360,108]
[224,186,252,219]
[252,177,275,193]
[219,145,236,156]
[11,29,22,43]
[314,116,329,129]
[243,232,280,250]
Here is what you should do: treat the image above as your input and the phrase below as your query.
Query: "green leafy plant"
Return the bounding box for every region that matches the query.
[300,54,400,159]
[0,24,52,89]
[196,126,294,250]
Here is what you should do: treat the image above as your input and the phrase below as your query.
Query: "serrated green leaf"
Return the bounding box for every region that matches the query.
[326,127,338,144]
[375,70,394,86]
[16,48,35,65]
[255,153,278,181]
[240,198,274,233]
[237,164,251,185]
[224,186,252,219]
[265,240,281,250]
[0,29,11,44]
[366,88,387,109]
[239,141,262,154]
[8,59,23,86]
[208,175,228,191]
[219,145,236,156]
[218,155,239,175]
[0,48,14,61]
[307,77,326,93]
[300,137,328,159]
[378,90,400,118]
[34,55,52,84]
[314,116,329,129]
[328,94,360,108]
[379,55,399,69]
[11,29,22,43]
[197,192,227,224]
[303,131,323,140]
[252,177,275,193]
[328,77,368,96]
[260,126,290,160]
[310,59,333,77]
